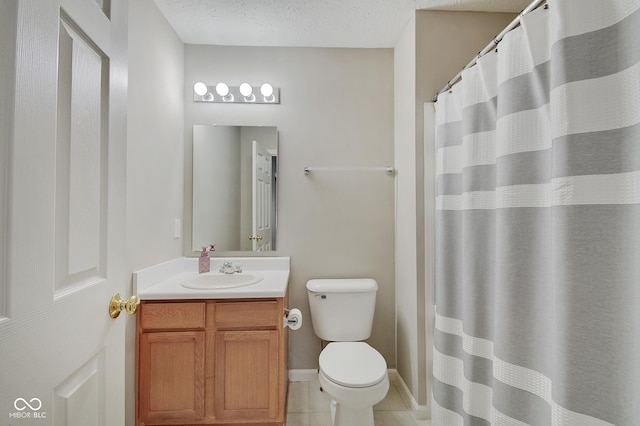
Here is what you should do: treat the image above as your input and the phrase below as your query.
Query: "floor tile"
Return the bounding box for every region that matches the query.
[374,381,410,411]
[374,410,417,426]
[287,381,310,413]
[287,379,422,426]
[286,412,333,426]
[308,381,332,412]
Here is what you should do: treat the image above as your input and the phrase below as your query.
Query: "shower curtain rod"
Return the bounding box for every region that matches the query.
[432,0,547,102]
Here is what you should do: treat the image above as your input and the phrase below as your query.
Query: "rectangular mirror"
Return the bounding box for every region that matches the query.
[192,125,278,252]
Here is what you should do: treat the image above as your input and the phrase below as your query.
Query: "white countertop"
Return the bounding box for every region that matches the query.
[134,257,290,300]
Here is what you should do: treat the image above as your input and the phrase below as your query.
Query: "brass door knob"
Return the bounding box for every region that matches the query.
[109,293,140,319]
[248,235,263,241]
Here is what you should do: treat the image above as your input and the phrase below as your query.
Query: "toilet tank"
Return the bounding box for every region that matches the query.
[306,278,378,341]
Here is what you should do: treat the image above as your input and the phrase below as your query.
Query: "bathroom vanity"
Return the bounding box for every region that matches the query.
[133,257,290,426]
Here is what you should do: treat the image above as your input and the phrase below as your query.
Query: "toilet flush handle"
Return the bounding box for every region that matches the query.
[314,294,327,299]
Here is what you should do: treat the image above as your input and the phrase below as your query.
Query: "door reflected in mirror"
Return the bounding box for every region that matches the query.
[192,125,278,252]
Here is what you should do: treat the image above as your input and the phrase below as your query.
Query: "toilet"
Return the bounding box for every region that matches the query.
[306,278,389,426]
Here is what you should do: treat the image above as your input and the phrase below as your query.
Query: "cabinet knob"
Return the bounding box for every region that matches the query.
[109,293,140,319]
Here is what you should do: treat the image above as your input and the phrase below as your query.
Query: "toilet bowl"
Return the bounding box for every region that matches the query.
[318,342,389,426]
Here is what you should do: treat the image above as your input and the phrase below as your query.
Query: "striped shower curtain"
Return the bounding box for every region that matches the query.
[433,1,640,425]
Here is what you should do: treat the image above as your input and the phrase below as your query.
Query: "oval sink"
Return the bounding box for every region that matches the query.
[181,272,263,290]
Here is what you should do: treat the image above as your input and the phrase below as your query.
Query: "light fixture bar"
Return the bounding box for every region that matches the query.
[193,83,280,104]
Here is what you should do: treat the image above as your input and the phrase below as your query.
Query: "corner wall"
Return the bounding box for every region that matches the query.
[394,10,422,406]
[126,0,185,423]
[394,9,516,412]
[127,0,185,270]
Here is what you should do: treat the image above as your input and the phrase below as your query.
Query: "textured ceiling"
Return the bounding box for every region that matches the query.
[153,0,531,48]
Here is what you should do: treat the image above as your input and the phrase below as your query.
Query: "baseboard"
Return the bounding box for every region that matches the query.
[391,369,430,420]
[288,368,430,420]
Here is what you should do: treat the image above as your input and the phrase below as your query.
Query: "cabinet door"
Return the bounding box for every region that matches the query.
[214,330,280,421]
[138,331,205,423]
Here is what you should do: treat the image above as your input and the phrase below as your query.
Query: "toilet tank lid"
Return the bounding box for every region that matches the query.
[306,278,378,293]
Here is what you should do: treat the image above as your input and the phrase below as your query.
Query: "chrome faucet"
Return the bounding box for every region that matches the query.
[219,261,236,274]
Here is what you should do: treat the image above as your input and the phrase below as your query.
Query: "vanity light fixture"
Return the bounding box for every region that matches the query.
[193,81,280,104]
[194,81,208,96]
[215,82,234,101]
[239,83,256,102]
[193,81,214,101]
[260,83,275,102]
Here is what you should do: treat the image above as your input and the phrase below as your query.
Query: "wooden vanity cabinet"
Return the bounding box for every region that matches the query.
[137,302,206,423]
[136,298,288,426]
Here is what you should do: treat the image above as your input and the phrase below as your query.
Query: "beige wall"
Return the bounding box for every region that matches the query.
[126,0,185,424]
[184,45,396,370]
[0,0,16,318]
[394,10,421,405]
[394,9,516,410]
[127,0,185,270]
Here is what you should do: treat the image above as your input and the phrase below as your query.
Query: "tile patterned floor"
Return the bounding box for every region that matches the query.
[286,379,432,426]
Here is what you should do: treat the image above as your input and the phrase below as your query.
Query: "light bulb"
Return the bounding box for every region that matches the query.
[193,82,208,96]
[260,83,274,97]
[215,82,230,97]
[239,83,253,97]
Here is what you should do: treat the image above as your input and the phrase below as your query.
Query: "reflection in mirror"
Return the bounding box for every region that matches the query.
[192,125,277,252]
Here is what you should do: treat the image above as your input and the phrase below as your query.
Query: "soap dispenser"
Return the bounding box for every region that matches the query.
[199,245,212,273]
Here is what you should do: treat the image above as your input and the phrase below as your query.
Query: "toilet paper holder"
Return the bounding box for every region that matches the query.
[284,308,302,329]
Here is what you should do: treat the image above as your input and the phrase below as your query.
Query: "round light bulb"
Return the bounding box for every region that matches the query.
[193,82,208,96]
[215,82,230,97]
[239,83,253,97]
[260,83,274,97]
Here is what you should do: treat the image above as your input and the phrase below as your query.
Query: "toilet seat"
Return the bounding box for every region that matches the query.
[319,342,387,388]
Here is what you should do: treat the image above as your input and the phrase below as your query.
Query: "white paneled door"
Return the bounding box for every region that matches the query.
[0,0,129,425]
[251,141,272,251]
